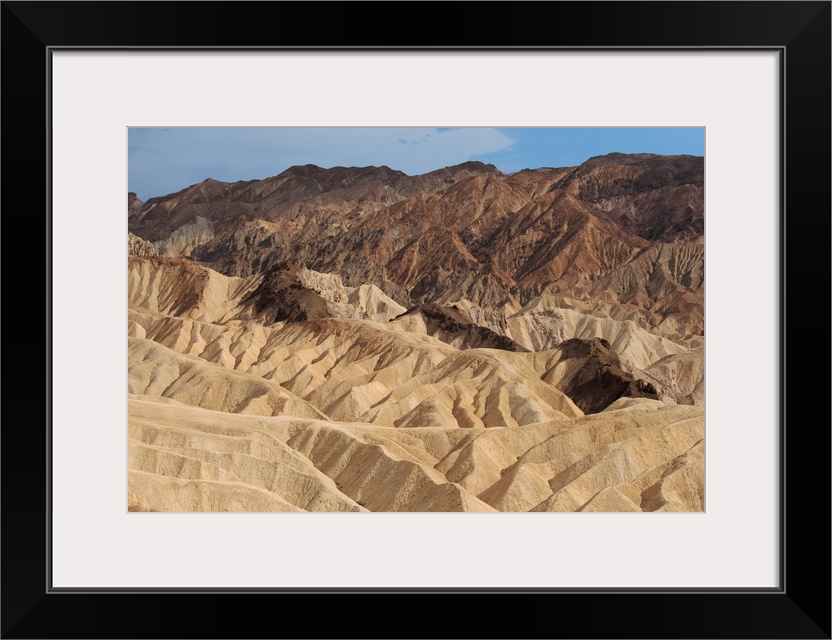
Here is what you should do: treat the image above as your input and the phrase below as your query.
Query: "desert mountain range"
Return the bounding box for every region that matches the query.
[127,153,704,512]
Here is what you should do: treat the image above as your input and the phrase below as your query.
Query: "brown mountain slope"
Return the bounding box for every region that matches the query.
[589,184,704,244]
[478,190,651,299]
[128,154,703,334]
[588,242,705,337]
[555,153,703,242]
[130,162,502,240]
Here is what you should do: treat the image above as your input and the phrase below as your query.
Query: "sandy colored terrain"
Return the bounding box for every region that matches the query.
[128,396,702,513]
[127,255,704,512]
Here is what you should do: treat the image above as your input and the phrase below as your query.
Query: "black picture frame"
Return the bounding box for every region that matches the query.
[2,2,829,638]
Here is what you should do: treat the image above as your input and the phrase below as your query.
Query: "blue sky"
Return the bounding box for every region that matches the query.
[128,127,704,201]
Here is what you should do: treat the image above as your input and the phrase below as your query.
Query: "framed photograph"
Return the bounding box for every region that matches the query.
[3,2,829,638]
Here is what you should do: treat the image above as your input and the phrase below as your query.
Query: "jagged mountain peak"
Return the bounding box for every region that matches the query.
[278,163,407,180]
[436,160,502,174]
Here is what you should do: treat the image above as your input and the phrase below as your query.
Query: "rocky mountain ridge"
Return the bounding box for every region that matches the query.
[129,154,704,339]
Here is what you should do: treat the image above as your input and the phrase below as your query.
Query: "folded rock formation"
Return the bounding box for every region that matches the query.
[127,153,704,512]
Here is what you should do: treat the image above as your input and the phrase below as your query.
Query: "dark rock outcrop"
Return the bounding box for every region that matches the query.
[396,303,527,352]
[544,338,659,414]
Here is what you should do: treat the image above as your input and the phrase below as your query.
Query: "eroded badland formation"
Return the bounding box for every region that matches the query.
[127,153,704,512]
